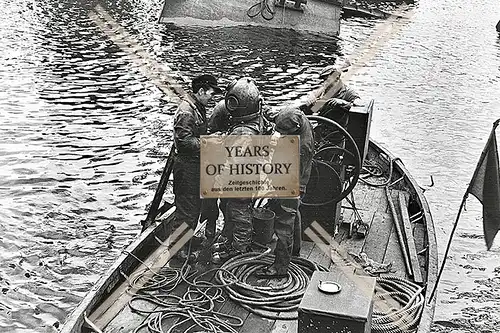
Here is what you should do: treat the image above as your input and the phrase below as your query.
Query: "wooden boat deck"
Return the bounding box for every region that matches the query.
[87,179,428,333]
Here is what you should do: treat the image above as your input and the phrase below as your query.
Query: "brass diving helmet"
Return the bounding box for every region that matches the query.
[225,77,261,122]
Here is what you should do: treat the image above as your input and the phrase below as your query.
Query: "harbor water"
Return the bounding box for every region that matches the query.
[0,0,499,332]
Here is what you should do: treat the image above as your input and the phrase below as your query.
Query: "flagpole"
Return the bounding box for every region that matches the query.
[429,118,500,303]
[428,191,468,303]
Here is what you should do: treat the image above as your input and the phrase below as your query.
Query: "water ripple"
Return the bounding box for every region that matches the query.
[1,0,500,332]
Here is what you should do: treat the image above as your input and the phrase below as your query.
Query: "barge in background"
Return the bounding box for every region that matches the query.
[159,0,342,35]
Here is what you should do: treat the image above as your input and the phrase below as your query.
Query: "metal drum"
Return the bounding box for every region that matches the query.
[252,207,275,245]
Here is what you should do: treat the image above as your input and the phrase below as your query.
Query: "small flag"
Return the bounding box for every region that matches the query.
[467,120,500,250]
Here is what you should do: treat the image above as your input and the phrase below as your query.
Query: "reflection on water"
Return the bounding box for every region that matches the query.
[346,0,500,332]
[0,0,345,331]
[0,0,174,331]
[0,0,500,332]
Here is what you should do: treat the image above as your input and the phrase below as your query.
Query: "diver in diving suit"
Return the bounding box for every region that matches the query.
[209,77,272,257]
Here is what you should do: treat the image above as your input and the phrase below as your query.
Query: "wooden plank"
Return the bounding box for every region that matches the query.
[305,222,355,276]
[299,240,315,258]
[350,183,371,211]
[270,312,297,333]
[384,187,413,278]
[380,190,407,278]
[240,313,275,333]
[372,186,389,214]
[382,221,407,279]
[218,298,251,329]
[361,211,392,264]
[104,298,151,333]
[398,192,424,284]
[308,242,330,268]
[413,222,427,274]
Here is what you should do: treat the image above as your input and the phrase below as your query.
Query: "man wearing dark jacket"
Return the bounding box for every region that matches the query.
[257,107,315,278]
[172,74,222,258]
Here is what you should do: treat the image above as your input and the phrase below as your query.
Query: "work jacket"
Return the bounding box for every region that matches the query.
[274,107,314,194]
[173,95,207,159]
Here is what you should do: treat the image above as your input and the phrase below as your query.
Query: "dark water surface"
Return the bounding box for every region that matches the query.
[0,0,499,332]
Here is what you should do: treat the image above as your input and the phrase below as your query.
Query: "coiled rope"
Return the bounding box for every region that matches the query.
[217,253,329,320]
[372,275,425,333]
[123,248,423,332]
[125,246,328,332]
[360,158,401,187]
[127,244,243,333]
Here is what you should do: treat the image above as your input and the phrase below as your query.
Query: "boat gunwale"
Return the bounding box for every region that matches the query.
[59,207,176,333]
[60,141,437,333]
[368,139,438,333]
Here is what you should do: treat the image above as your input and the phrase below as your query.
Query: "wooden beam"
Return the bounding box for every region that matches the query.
[385,187,413,278]
[398,192,424,284]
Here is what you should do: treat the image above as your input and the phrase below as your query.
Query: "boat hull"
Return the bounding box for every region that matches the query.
[60,139,437,333]
[159,0,342,35]
[367,140,437,333]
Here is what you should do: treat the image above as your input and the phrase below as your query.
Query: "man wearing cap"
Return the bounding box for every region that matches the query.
[172,74,222,260]
[256,107,315,278]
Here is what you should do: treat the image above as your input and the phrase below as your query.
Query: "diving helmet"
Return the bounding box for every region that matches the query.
[225,77,261,121]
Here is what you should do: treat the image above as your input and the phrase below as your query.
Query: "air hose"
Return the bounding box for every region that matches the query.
[123,247,422,332]
[217,253,329,320]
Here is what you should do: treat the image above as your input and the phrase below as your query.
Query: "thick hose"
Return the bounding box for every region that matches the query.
[217,253,328,320]
[123,248,422,332]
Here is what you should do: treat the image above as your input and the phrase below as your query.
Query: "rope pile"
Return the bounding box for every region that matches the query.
[360,158,401,187]
[217,253,328,320]
[126,250,327,332]
[124,251,424,333]
[372,276,425,333]
[128,259,242,333]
